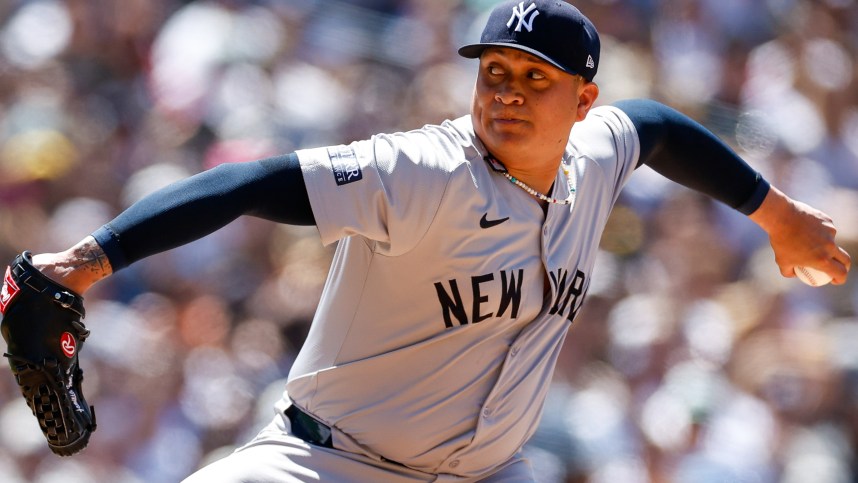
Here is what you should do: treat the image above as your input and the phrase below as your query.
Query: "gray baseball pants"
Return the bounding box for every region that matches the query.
[182,411,536,482]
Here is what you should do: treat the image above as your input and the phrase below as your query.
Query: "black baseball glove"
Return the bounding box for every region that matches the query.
[0,251,96,456]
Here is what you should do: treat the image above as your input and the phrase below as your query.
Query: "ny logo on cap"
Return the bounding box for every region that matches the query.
[507,1,540,33]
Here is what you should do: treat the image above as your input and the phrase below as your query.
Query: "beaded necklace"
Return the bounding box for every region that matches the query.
[484,155,576,205]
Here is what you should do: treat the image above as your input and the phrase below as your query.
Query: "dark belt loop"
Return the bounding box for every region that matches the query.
[284,404,333,448]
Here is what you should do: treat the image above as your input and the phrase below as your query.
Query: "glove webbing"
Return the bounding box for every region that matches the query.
[3,353,97,453]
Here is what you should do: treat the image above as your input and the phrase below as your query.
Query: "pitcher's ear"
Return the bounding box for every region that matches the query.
[576,81,600,121]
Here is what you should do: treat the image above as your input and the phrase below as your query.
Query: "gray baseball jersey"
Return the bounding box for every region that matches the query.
[282,105,639,478]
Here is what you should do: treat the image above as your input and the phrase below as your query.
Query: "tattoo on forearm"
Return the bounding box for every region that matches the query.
[71,240,112,279]
[74,250,106,274]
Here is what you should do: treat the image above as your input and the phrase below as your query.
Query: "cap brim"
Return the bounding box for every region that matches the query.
[457,42,576,76]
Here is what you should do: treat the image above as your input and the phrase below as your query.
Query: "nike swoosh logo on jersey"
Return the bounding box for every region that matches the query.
[480,213,509,229]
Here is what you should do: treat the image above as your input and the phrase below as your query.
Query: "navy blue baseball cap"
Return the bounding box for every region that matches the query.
[458,0,600,82]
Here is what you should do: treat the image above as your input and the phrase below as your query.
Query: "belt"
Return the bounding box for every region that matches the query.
[284,404,333,448]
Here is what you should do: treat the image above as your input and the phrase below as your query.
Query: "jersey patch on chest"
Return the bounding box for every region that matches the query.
[328,146,363,186]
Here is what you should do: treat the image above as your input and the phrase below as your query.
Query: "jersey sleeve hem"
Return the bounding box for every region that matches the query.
[297,150,341,247]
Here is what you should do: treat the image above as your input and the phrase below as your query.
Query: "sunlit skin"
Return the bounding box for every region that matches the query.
[471,47,599,196]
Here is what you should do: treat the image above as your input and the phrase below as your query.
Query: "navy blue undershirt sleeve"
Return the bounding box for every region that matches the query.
[612,99,769,215]
[92,153,314,271]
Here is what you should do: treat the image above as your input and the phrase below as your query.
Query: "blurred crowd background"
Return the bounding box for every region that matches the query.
[0,0,857,481]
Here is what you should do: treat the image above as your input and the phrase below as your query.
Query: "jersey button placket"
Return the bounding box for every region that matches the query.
[542,224,551,253]
[449,460,460,469]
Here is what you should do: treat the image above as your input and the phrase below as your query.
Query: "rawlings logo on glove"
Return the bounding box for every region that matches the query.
[0,266,20,313]
[60,333,77,358]
[0,252,96,456]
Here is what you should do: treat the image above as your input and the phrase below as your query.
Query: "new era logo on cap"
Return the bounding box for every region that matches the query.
[458,0,601,81]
